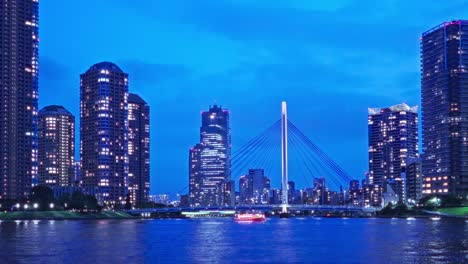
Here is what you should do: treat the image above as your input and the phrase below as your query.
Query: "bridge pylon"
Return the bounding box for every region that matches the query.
[281,101,289,213]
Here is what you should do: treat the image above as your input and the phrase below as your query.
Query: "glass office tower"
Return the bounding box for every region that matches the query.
[189,105,231,206]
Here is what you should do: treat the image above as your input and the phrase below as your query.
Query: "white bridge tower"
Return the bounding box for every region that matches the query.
[281,101,289,213]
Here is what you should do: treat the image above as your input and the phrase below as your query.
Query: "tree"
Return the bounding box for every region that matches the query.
[84,195,98,211]
[70,191,86,211]
[0,198,17,211]
[58,193,71,209]
[394,202,408,211]
[125,194,132,210]
[29,185,54,211]
[419,194,463,208]
[379,202,393,215]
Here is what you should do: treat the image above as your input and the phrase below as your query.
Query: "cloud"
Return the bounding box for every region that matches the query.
[120,60,192,86]
[40,0,463,193]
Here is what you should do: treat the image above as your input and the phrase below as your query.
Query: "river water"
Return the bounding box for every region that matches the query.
[0,217,466,263]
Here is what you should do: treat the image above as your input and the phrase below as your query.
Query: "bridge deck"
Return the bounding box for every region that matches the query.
[126,205,379,214]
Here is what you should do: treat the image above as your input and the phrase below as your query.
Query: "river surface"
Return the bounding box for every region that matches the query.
[0,217,466,263]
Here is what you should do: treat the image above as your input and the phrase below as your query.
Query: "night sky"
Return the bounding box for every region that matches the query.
[38,0,467,196]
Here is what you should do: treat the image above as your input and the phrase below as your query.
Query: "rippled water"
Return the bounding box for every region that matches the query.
[0,218,466,263]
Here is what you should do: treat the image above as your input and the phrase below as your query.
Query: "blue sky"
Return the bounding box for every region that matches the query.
[39,0,467,196]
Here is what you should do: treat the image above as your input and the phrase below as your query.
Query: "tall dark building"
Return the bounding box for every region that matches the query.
[368,103,419,201]
[0,0,39,199]
[38,105,75,187]
[128,93,150,207]
[219,179,235,206]
[80,62,129,205]
[405,158,423,203]
[421,20,468,198]
[239,175,251,204]
[188,105,231,206]
[239,169,270,205]
[189,144,203,206]
[73,161,81,185]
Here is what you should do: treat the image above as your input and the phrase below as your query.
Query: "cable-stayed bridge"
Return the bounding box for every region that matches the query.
[231,116,352,194]
[128,102,374,216]
[231,101,352,212]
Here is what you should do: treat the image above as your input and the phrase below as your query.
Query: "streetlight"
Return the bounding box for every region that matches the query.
[24,204,28,210]
[49,203,54,209]
[33,203,38,209]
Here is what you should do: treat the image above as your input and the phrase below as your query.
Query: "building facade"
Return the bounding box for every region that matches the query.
[368,103,419,201]
[239,169,270,204]
[80,62,129,205]
[0,0,40,199]
[188,105,231,206]
[38,105,75,188]
[189,144,203,206]
[218,179,235,206]
[128,93,150,207]
[421,20,468,198]
[405,158,423,203]
[73,161,81,186]
[348,180,361,206]
[362,184,383,207]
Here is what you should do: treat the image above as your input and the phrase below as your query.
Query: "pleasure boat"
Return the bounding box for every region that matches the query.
[234,213,266,222]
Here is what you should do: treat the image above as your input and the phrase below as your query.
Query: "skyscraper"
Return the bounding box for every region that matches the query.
[128,93,150,207]
[38,105,75,187]
[421,20,468,198]
[0,0,39,199]
[80,62,129,205]
[188,105,231,206]
[368,103,419,202]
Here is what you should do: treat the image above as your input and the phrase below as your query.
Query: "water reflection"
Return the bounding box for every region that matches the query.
[0,218,465,263]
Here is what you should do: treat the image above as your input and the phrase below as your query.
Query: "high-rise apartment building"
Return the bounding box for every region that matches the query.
[0,0,39,199]
[80,62,129,205]
[421,20,468,198]
[188,105,231,206]
[368,103,419,201]
[127,93,150,207]
[38,105,75,187]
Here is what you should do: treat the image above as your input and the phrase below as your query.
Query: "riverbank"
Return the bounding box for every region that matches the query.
[0,211,134,220]
[434,207,468,217]
[376,204,468,219]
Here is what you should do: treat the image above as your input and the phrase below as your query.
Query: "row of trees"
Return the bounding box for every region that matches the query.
[0,185,100,212]
[378,193,466,216]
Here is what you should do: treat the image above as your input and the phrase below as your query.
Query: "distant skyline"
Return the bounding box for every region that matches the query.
[39,0,467,194]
